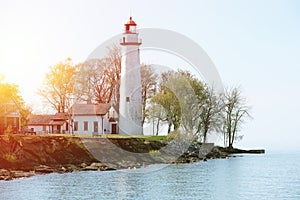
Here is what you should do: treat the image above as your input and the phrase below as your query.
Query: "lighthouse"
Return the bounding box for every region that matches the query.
[119,16,143,135]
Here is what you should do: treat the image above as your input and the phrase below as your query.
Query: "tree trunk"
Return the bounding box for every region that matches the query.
[228,143,233,149]
[156,118,160,136]
[167,117,172,134]
[203,128,207,143]
[141,87,147,126]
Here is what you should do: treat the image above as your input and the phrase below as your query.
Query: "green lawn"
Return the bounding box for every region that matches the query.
[31,133,167,141]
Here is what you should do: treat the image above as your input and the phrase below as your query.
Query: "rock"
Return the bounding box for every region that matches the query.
[216,147,265,154]
[198,143,214,158]
[0,169,12,181]
[104,164,118,170]
[0,169,35,180]
[144,141,150,145]
[61,166,67,172]
[206,147,229,159]
[99,165,110,171]
[11,171,35,179]
[35,165,55,174]
[90,162,104,168]
[82,162,112,171]
[0,169,11,176]
[64,164,79,172]
[82,165,99,171]
[80,163,87,168]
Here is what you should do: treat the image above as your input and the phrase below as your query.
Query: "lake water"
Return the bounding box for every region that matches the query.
[1,152,300,200]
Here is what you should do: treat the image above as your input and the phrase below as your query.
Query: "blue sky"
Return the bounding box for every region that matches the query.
[0,0,299,151]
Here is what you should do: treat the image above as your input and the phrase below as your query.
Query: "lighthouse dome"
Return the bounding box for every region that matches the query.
[124,16,137,33]
[126,16,136,26]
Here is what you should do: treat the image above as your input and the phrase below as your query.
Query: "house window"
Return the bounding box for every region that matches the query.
[126,97,130,102]
[13,118,16,128]
[93,121,98,133]
[74,121,78,131]
[84,121,88,131]
[66,122,69,131]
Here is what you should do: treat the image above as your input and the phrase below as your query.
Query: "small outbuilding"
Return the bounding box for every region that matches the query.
[27,113,68,134]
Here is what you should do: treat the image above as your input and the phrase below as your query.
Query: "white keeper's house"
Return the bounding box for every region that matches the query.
[71,103,118,135]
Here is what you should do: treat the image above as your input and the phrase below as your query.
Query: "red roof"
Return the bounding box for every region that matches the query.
[125,16,136,26]
[52,112,68,120]
[48,120,66,125]
[28,114,68,126]
[71,104,110,116]
[27,115,53,125]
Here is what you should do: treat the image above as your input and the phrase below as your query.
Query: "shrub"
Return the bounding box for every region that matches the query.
[149,150,161,156]
[3,153,17,162]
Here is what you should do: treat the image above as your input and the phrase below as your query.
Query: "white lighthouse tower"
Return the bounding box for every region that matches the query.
[119,16,143,135]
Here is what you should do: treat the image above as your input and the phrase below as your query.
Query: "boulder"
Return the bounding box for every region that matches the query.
[11,171,35,179]
[206,147,229,159]
[34,165,56,174]
[0,169,12,181]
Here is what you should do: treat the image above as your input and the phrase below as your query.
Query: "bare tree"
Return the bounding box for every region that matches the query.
[74,45,122,106]
[38,58,77,113]
[75,59,102,104]
[147,102,166,135]
[222,87,252,149]
[199,85,223,143]
[95,46,121,104]
[141,64,158,126]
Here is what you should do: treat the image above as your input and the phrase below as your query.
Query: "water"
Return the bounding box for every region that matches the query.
[1,153,300,200]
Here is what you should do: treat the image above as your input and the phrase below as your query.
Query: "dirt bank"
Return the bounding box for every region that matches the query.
[0,135,264,181]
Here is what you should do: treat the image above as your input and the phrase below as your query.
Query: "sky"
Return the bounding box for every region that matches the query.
[0,0,299,151]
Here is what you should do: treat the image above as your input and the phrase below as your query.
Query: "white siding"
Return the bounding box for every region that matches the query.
[73,115,105,134]
[71,106,119,135]
[27,125,51,134]
[119,28,143,135]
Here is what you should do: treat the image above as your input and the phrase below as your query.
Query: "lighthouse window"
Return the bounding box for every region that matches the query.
[130,26,136,33]
[126,97,130,102]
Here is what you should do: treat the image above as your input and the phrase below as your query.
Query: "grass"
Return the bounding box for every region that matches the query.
[149,149,161,155]
[139,135,167,141]
[8,133,167,141]
[91,134,167,141]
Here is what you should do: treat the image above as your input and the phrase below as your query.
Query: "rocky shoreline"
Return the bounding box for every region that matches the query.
[0,135,264,181]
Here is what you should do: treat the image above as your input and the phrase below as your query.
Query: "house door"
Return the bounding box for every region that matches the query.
[57,125,61,134]
[0,117,4,134]
[111,124,117,134]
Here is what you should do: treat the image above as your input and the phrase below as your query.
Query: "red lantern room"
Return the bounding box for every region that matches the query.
[124,16,137,33]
